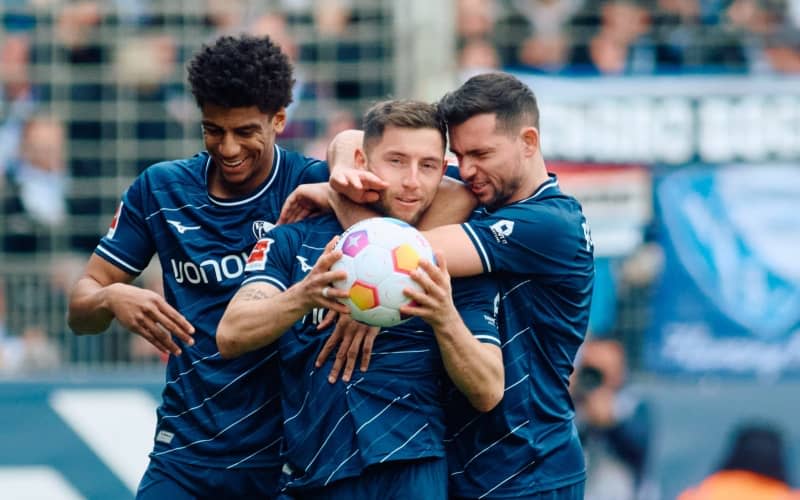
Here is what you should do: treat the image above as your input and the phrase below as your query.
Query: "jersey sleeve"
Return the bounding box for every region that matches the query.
[242,224,303,292]
[452,275,500,347]
[298,157,329,185]
[461,200,590,277]
[94,175,155,275]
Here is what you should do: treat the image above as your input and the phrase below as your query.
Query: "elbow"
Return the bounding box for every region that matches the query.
[215,323,241,359]
[66,311,104,336]
[471,387,504,413]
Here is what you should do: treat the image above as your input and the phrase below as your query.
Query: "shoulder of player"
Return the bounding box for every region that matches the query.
[276,145,326,170]
[138,153,205,185]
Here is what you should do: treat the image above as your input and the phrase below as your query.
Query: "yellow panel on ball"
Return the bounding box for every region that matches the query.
[350,281,378,310]
[392,243,420,275]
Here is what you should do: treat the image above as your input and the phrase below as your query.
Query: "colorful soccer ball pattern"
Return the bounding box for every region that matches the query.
[331,217,435,327]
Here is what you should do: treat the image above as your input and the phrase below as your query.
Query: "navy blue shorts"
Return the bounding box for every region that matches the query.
[287,457,447,500]
[136,454,283,500]
[450,480,585,500]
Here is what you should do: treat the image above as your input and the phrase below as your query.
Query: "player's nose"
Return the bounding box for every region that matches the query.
[218,133,241,157]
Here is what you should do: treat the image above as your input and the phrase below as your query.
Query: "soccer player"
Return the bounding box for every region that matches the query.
[325,72,595,499]
[216,99,504,499]
[66,34,334,499]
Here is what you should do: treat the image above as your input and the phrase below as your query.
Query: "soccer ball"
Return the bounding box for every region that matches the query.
[331,217,435,327]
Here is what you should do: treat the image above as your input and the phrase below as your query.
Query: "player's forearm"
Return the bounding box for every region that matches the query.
[435,320,504,412]
[329,190,380,229]
[217,284,311,358]
[327,129,363,176]
[67,278,116,334]
[417,177,478,231]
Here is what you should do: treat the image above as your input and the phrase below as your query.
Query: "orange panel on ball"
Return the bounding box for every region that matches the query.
[392,244,420,275]
[350,281,379,310]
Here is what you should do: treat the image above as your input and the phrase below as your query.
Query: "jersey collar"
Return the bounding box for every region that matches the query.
[205,145,282,207]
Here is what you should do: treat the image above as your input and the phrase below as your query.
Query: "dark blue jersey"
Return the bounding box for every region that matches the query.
[242,214,500,490]
[446,174,594,498]
[94,146,328,469]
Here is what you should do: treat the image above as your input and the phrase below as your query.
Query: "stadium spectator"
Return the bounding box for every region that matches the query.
[0,32,37,177]
[510,0,584,72]
[568,0,680,74]
[2,114,68,254]
[458,37,502,80]
[573,338,654,500]
[723,0,800,73]
[678,422,799,500]
[66,34,342,499]
[218,99,503,499]
[324,72,594,499]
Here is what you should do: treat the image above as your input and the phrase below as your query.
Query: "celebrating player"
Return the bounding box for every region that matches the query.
[217,99,504,499]
[67,34,336,499]
[321,72,595,499]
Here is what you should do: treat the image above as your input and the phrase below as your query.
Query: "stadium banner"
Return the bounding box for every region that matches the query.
[645,164,800,377]
[512,73,800,165]
[548,162,651,258]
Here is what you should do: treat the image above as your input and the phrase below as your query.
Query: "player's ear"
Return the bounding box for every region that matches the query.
[520,126,539,157]
[272,109,287,134]
[354,147,368,170]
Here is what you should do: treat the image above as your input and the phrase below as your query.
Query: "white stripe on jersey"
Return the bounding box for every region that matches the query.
[305,409,352,471]
[450,419,530,476]
[225,436,283,469]
[462,223,492,272]
[324,449,359,486]
[355,393,411,434]
[284,391,310,425]
[144,202,211,220]
[154,394,278,456]
[370,349,430,356]
[165,352,221,385]
[379,422,429,463]
[474,334,501,345]
[502,279,531,299]
[502,327,530,348]
[95,246,143,274]
[505,373,530,392]
[161,350,276,419]
[478,457,538,499]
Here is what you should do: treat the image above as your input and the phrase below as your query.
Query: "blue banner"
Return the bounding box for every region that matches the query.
[645,165,800,377]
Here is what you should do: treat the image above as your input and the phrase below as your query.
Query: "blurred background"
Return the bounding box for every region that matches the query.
[0,0,798,499]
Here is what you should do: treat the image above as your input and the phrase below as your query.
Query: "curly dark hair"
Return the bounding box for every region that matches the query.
[187,34,294,115]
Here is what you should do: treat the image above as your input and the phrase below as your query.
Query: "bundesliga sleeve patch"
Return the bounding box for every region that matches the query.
[106,201,124,239]
[245,238,274,272]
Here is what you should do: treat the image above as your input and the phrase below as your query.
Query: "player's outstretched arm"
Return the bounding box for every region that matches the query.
[422,225,484,278]
[217,238,351,359]
[67,254,195,356]
[416,177,478,231]
[401,252,504,412]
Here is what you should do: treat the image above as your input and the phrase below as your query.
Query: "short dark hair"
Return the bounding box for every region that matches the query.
[718,422,789,483]
[187,34,294,115]
[438,72,539,134]
[362,100,446,153]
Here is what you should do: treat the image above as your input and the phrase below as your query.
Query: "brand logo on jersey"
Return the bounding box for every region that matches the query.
[296,256,313,273]
[245,238,274,272]
[252,220,275,240]
[166,219,201,234]
[106,201,123,239]
[170,252,250,285]
[490,219,514,244]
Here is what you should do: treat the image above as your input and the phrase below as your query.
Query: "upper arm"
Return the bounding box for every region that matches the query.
[423,224,484,277]
[417,177,478,231]
[83,253,137,287]
[299,158,330,184]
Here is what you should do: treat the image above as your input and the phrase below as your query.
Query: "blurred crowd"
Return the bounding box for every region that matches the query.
[457,0,800,77]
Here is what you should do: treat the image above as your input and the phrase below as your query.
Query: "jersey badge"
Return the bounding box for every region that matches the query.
[245,238,275,272]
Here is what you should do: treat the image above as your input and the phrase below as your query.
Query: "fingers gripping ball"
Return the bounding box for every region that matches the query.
[331,217,435,327]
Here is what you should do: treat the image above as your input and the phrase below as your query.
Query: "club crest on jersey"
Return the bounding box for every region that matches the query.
[245,238,274,272]
[106,201,124,239]
[252,220,275,240]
